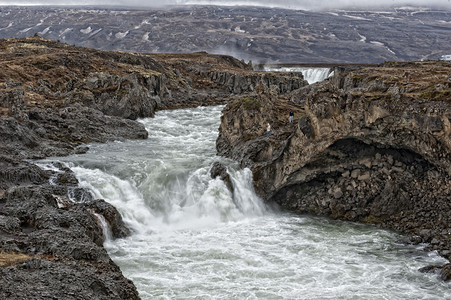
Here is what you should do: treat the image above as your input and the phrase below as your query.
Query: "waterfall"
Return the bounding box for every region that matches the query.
[46,105,267,236]
[231,168,266,216]
[88,209,113,242]
[36,105,450,300]
[70,163,267,234]
[264,66,333,84]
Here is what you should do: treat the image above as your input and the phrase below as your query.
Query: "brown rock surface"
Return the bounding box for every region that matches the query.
[217,61,451,276]
[0,37,308,298]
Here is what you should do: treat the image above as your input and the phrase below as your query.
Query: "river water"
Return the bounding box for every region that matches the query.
[263,67,333,84]
[41,106,450,299]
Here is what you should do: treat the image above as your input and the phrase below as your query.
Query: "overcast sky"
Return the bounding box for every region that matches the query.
[0,0,450,10]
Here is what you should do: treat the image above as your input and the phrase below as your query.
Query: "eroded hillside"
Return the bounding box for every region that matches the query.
[0,6,450,63]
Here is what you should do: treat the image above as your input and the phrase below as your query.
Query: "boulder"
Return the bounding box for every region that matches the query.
[441,263,451,281]
[210,162,234,192]
[84,200,131,239]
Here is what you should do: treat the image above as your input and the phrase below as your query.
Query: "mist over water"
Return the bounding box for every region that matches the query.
[264,67,333,84]
[41,106,450,299]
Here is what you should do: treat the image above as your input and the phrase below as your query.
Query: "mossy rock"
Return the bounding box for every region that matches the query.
[420,90,451,101]
[242,97,262,110]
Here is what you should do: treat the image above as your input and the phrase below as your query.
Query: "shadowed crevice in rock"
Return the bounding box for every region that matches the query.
[84,200,131,240]
[216,61,451,279]
[271,138,443,226]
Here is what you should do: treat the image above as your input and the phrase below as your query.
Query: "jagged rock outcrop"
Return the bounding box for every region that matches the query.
[84,200,131,239]
[217,61,451,275]
[0,37,310,298]
[0,103,149,159]
[205,70,306,95]
[1,37,306,124]
[0,158,139,299]
[0,37,175,121]
[149,52,308,109]
[210,161,233,192]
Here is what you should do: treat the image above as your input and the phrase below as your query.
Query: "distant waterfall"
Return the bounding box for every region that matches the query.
[264,66,333,84]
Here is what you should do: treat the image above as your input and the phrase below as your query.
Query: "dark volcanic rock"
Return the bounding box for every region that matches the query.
[0,105,149,159]
[420,263,451,282]
[0,171,139,299]
[441,263,451,281]
[0,155,49,189]
[210,161,233,192]
[1,257,138,300]
[217,61,451,278]
[0,37,309,298]
[85,200,131,239]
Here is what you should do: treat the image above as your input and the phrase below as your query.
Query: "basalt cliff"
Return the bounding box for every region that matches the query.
[217,61,451,280]
[0,36,306,299]
[2,36,450,299]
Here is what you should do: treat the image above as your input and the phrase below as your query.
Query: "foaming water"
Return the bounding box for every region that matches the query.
[264,66,333,84]
[89,210,113,242]
[39,105,450,299]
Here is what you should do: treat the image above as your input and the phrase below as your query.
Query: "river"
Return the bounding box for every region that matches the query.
[262,67,333,84]
[39,105,450,299]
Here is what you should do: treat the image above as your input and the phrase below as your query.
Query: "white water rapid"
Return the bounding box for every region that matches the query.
[264,67,333,84]
[39,106,450,299]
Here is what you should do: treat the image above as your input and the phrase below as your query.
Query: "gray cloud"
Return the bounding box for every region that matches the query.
[0,0,450,10]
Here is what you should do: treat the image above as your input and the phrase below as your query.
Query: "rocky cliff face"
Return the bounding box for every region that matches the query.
[0,156,140,299]
[0,37,308,298]
[217,61,451,279]
[0,37,305,159]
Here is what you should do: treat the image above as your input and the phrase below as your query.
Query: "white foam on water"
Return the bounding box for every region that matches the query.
[88,209,113,242]
[264,66,333,84]
[38,105,451,299]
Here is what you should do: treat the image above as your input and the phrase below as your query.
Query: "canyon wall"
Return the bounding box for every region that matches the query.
[217,61,451,280]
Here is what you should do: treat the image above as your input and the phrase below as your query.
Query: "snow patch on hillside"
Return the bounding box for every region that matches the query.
[0,22,13,31]
[135,19,150,29]
[80,26,93,34]
[343,15,371,21]
[20,27,33,33]
[89,28,103,37]
[38,27,50,35]
[115,31,129,39]
[358,33,367,42]
[234,26,246,33]
[59,28,72,36]
[370,41,396,55]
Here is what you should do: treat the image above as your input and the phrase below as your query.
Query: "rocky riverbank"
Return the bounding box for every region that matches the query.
[217,61,451,281]
[0,36,307,299]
